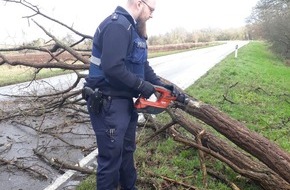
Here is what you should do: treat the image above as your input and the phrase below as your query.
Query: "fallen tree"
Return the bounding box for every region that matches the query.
[176,99,290,184]
[0,0,289,189]
[167,105,290,189]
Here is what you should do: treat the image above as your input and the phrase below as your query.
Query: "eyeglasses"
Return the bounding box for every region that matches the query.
[141,0,155,13]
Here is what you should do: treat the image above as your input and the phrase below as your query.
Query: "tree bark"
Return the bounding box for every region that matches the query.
[175,98,290,184]
[168,109,290,190]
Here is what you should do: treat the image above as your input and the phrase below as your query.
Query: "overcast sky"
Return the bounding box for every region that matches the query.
[0,0,259,45]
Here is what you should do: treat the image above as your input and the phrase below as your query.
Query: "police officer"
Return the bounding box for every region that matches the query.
[84,0,174,189]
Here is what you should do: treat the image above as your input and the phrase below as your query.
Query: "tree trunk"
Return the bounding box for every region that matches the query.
[168,109,290,190]
[176,98,290,184]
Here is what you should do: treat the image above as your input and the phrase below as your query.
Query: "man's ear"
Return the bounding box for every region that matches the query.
[136,0,143,11]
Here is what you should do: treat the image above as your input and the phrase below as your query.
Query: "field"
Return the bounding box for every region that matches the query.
[0,41,219,87]
[0,52,76,87]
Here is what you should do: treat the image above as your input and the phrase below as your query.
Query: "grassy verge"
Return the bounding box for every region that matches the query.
[187,41,290,150]
[77,41,290,190]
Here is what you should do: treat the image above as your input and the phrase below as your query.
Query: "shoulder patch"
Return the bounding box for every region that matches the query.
[111,13,119,20]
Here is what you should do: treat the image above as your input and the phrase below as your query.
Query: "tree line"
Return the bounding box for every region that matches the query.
[148,27,250,45]
[247,0,290,59]
[148,0,290,60]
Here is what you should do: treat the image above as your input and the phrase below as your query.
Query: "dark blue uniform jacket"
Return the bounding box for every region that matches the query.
[85,6,163,98]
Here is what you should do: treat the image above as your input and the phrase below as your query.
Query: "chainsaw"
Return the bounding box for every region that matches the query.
[135,85,178,114]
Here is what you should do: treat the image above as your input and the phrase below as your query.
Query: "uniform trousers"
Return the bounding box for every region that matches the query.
[88,96,138,190]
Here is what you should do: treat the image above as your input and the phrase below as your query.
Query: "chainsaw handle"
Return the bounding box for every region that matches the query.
[153,85,172,93]
[153,89,162,99]
[138,85,169,99]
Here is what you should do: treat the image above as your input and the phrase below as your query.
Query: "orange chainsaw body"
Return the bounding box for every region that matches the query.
[135,85,177,114]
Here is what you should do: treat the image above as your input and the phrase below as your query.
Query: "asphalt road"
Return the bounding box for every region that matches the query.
[150,40,249,89]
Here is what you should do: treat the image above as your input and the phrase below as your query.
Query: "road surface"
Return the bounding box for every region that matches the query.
[150,40,248,89]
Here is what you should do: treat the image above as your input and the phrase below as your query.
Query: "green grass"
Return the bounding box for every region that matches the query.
[134,136,261,190]
[187,41,290,151]
[76,175,96,190]
[77,41,289,189]
[0,64,72,87]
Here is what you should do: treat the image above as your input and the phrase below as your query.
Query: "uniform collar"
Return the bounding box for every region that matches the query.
[115,6,136,26]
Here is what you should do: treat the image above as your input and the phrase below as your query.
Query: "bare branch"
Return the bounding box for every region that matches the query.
[2,0,93,40]
[32,20,90,65]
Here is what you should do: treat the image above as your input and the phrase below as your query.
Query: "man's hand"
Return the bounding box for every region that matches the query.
[162,84,179,96]
[176,93,188,104]
[162,84,188,104]
[138,80,155,99]
[161,84,174,92]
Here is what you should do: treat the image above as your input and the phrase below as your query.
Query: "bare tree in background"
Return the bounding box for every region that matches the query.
[247,0,290,58]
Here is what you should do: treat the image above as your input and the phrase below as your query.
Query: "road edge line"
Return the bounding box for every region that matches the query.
[43,148,98,190]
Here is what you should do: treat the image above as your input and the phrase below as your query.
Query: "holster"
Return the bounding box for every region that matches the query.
[82,86,103,114]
